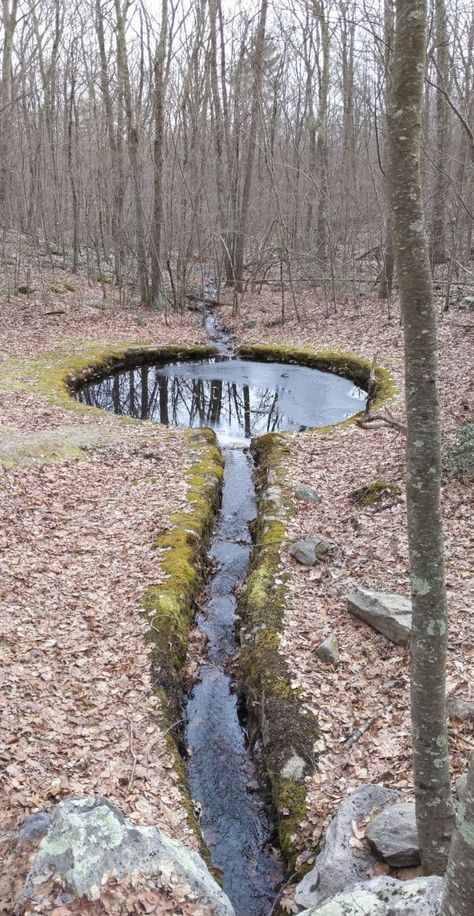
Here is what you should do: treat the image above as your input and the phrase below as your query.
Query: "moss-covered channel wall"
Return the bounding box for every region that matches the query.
[236,343,395,871]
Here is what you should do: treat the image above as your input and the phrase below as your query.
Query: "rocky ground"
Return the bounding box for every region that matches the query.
[220,287,474,911]
[1,251,472,914]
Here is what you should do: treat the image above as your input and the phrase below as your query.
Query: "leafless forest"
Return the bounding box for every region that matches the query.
[1,0,473,311]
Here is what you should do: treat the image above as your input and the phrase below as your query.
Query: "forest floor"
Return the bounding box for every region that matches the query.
[220,285,474,909]
[0,266,214,914]
[0,259,473,915]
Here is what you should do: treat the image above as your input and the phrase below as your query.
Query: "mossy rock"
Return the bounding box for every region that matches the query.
[238,432,319,870]
[350,480,400,507]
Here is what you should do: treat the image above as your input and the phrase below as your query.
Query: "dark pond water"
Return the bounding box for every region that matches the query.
[77,358,365,443]
[76,345,365,915]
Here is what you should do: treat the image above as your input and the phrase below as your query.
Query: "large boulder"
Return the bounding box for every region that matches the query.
[290,535,335,566]
[346,587,412,645]
[21,796,234,915]
[365,802,419,867]
[297,875,443,915]
[294,785,399,910]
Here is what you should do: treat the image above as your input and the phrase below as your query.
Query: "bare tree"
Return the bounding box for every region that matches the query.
[151,0,168,309]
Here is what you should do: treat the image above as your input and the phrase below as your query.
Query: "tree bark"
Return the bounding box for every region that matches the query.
[114,0,149,304]
[441,752,474,915]
[0,0,19,218]
[151,0,168,308]
[233,0,268,291]
[387,0,455,874]
[431,0,449,265]
[378,0,395,300]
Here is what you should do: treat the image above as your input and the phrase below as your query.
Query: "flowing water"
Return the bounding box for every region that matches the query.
[77,320,365,914]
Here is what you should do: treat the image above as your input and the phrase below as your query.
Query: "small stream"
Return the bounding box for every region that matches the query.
[77,316,364,914]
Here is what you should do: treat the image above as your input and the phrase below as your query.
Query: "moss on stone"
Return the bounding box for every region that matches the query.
[138,428,223,853]
[0,341,218,414]
[237,432,319,870]
[141,427,223,713]
[350,479,400,507]
[0,342,219,466]
[237,342,396,418]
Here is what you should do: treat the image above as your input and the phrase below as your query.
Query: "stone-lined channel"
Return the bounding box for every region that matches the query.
[76,319,365,914]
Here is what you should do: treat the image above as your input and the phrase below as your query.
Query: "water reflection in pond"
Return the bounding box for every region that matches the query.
[78,358,365,442]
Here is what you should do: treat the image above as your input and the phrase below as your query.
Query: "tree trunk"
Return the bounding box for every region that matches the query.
[314,0,330,266]
[431,0,449,265]
[387,0,455,874]
[114,0,149,304]
[151,0,168,308]
[441,752,474,915]
[233,0,268,292]
[378,0,395,300]
[0,0,19,218]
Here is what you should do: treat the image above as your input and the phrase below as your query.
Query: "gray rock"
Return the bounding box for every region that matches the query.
[290,535,335,566]
[316,634,340,664]
[22,796,234,914]
[294,784,399,910]
[297,875,443,915]
[294,485,319,504]
[18,812,53,844]
[365,802,419,867]
[347,587,412,645]
[447,696,474,721]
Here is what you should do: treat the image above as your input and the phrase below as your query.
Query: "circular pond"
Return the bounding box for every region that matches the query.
[76,356,366,440]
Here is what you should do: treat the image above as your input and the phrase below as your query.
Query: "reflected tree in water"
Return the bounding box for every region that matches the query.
[78,365,292,436]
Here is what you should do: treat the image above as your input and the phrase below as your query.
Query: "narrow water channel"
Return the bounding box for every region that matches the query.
[76,316,364,914]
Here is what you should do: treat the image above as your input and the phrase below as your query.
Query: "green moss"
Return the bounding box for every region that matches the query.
[138,428,223,852]
[0,342,218,417]
[273,778,308,865]
[350,479,400,507]
[237,343,396,420]
[238,432,319,870]
[141,428,223,712]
